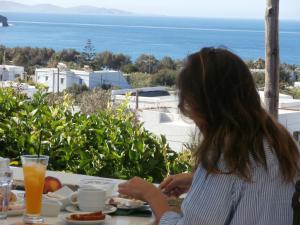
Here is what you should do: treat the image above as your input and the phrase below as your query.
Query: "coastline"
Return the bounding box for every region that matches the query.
[1,13,299,64]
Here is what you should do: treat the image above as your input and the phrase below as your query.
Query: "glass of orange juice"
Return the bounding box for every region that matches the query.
[21,155,49,223]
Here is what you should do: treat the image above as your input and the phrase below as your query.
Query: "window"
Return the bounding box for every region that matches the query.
[45,76,48,81]
[60,78,64,84]
[79,79,83,85]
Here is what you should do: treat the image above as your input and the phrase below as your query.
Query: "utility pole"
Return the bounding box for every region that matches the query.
[135,90,139,110]
[52,70,55,93]
[2,50,6,65]
[264,0,280,119]
[57,67,60,93]
[148,54,151,74]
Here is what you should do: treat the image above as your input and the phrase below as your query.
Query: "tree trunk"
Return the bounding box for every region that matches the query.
[264,0,280,119]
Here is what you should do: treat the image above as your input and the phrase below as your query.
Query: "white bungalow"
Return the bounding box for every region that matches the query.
[0,81,37,98]
[0,65,24,81]
[35,64,130,92]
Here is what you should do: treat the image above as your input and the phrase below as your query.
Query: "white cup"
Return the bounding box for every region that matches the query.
[79,178,116,197]
[69,188,106,212]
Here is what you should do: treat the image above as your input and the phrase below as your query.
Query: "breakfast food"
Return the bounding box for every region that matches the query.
[43,176,62,194]
[67,211,106,221]
[0,191,17,203]
[108,196,144,209]
[45,192,65,200]
[118,194,136,200]
[0,191,24,211]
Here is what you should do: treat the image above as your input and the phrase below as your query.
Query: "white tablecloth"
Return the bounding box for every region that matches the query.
[4,167,155,225]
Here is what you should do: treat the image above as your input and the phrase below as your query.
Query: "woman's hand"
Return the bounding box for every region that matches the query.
[118,177,170,221]
[118,176,158,202]
[159,173,193,197]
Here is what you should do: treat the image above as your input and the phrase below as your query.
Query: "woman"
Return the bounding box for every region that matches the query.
[118,48,300,225]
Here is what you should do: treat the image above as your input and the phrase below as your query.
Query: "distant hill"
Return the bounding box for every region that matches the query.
[0,1,135,16]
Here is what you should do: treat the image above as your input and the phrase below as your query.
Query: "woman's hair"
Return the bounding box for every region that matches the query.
[177,47,300,182]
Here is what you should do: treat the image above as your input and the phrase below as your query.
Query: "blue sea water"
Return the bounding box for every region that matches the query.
[0,12,300,64]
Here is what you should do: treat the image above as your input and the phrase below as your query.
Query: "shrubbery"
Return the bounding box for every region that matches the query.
[0,88,191,182]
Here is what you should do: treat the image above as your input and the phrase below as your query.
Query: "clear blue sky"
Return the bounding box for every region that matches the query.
[11,0,300,20]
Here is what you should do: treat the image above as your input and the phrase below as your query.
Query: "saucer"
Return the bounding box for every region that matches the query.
[61,214,111,225]
[7,207,24,216]
[65,204,117,214]
[108,197,145,209]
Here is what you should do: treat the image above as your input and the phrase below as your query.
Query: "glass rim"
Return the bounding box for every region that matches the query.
[21,155,49,160]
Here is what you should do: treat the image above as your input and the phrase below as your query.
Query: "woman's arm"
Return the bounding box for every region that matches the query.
[144,187,171,221]
[159,173,194,197]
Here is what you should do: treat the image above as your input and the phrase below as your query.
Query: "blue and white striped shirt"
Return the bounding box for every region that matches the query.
[160,141,295,225]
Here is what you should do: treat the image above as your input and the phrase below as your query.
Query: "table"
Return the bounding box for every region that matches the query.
[4,167,155,225]
[6,214,155,225]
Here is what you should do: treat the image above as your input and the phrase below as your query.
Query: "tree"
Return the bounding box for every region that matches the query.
[94,51,114,69]
[12,53,27,66]
[135,54,159,74]
[252,72,265,88]
[126,73,152,88]
[94,51,131,70]
[255,58,265,69]
[264,0,279,118]
[158,56,176,70]
[57,49,80,62]
[81,39,96,65]
[112,54,131,69]
[121,63,138,73]
[151,69,178,87]
[175,59,185,71]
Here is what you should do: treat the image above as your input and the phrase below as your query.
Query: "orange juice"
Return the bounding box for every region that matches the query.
[23,162,46,215]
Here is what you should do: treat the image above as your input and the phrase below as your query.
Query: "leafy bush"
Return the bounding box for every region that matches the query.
[46,88,111,115]
[126,73,152,88]
[281,87,300,99]
[0,88,191,182]
[151,69,178,87]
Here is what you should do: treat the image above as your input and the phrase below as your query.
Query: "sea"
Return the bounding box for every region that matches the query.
[0,12,300,64]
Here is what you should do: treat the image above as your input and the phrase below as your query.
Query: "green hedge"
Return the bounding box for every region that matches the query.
[0,88,191,182]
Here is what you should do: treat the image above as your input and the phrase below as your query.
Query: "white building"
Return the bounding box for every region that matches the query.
[35,65,130,92]
[0,81,37,98]
[294,82,300,88]
[114,88,300,151]
[0,65,24,81]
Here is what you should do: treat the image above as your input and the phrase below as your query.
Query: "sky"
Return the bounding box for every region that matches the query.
[9,0,300,20]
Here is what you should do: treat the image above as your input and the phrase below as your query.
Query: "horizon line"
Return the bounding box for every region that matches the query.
[1,11,300,22]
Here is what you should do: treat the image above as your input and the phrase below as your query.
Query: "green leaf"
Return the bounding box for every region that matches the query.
[29,108,39,117]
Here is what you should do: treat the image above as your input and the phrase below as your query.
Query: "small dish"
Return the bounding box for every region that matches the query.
[42,199,62,217]
[108,197,145,209]
[7,206,24,216]
[65,204,117,214]
[61,214,111,225]
[7,191,25,216]
[44,186,74,209]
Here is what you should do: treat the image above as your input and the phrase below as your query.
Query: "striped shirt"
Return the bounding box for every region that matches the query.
[160,141,295,225]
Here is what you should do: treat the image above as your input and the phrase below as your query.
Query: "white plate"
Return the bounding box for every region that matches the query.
[108,197,145,210]
[65,205,117,214]
[8,191,25,216]
[61,214,111,225]
[7,208,24,216]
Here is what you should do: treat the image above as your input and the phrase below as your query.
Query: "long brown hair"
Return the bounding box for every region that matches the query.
[177,47,300,182]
